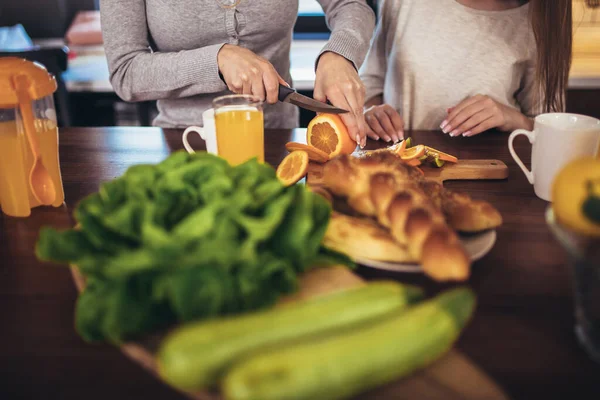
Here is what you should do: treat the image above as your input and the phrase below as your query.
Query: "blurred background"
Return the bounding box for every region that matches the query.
[0,0,597,128]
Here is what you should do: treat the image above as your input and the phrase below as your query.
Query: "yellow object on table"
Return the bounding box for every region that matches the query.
[552,157,600,237]
[0,58,65,217]
[213,94,264,166]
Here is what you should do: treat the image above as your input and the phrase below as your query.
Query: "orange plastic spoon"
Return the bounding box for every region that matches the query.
[12,74,56,206]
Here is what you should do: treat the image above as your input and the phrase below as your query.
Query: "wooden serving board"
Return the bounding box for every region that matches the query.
[307,159,508,186]
[70,265,510,400]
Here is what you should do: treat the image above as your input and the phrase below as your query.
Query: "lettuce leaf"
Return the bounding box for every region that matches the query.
[36,151,347,342]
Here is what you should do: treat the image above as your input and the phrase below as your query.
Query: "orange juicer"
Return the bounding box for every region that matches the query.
[0,57,65,217]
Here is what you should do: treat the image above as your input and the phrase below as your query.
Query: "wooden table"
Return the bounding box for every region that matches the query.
[1,127,599,400]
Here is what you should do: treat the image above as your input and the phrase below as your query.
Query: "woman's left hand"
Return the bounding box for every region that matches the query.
[314,52,367,148]
[440,94,533,137]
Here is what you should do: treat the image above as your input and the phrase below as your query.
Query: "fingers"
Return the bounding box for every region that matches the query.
[452,110,494,137]
[376,110,400,143]
[445,101,487,136]
[341,81,367,148]
[261,63,280,104]
[463,116,500,137]
[366,129,380,141]
[383,106,404,140]
[441,95,482,132]
[365,111,392,142]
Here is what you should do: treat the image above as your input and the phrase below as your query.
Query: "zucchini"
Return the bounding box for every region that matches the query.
[157,282,424,391]
[223,287,475,400]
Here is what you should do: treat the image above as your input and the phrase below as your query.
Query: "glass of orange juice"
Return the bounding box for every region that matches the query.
[213,94,264,166]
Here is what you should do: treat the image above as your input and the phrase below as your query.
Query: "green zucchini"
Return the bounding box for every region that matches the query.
[157,282,424,391]
[223,287,475,400]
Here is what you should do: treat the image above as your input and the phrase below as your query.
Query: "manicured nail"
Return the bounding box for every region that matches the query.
[385,136,392,143]
[440,120,448,130]
[398,130,404,140]
[463,131,474,137]
[450,130,459,137]
[356,134,361,144]
[443,125,452,134]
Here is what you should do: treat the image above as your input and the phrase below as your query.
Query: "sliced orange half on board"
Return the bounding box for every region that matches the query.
[307,114,356,159]
[276,150,309,186]
[284,142,329,163]
[400,145,426,161]
[424,146,458,163]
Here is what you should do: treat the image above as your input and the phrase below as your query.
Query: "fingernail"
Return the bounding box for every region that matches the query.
[463,131,473,137]
[443,125,452,134]
[440,120,448,130]
[385,137,392,143]
[374,136,380,141]
[355,134,361,144]
[450,130,459,137]
[398,131,404,140]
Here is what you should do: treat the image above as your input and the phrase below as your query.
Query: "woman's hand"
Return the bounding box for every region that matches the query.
[217,44,288,104]
[440,94,533,137]
[314,52,367,148]
[364,104,404,143]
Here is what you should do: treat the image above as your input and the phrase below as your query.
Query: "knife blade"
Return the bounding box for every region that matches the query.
[278,84,348,114]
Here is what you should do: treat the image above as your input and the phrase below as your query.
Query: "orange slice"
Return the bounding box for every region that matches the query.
[307,114,356,159]
[424,146,458,163]
[285,142,329,163]
[400,145,426,161]
[276,151,309,186]
[405,158,422,167]
[392,139,408,155]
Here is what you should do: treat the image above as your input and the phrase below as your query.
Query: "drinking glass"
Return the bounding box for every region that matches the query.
[547,207,600,363]
[212,94,264,166]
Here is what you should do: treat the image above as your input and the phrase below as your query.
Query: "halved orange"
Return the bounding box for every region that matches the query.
[392,139,408,156]
[285,142,329,163]
[276,151,309,186]
[424,146,458,163]
[307,114,356,159]
[400,145,426,161]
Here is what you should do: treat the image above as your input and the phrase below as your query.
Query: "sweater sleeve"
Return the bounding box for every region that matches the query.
[316,0,376,70]
[100,0,227,102]
[358,0,389,103]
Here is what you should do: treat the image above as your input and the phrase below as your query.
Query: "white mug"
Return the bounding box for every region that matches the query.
[182,108,218,155]
[509,113,600,201]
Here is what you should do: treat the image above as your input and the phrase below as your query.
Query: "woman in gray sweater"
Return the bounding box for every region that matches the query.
[100,0,375,147]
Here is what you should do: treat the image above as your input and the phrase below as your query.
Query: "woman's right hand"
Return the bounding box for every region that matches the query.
[217,44,288,104]
[364,104,404,143]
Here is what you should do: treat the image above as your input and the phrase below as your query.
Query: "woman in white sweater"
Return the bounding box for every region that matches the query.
[360,0,572,142]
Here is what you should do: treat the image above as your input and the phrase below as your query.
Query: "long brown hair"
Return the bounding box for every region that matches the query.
[529,0,573,112]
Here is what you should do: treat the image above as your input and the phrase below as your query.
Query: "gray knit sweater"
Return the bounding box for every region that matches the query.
[100,0,375,128]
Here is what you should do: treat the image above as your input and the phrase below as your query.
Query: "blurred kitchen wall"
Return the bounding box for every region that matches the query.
[0,0,95,38]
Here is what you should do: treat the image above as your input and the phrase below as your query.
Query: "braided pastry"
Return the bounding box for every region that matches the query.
[323,152,470,281]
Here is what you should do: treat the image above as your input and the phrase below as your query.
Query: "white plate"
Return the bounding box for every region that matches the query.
[354,230,497,273]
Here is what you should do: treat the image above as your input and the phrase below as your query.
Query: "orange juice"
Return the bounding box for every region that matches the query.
[215,106,264,166]
[0,119,64,217]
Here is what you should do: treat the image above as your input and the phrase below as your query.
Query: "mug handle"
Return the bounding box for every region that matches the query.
[182,126,207,154]
[508,129,536,185]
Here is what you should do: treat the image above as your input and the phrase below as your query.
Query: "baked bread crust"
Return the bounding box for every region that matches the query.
[321,151,502,281]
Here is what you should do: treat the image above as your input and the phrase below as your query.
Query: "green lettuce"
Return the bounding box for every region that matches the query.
[36,151,352,343]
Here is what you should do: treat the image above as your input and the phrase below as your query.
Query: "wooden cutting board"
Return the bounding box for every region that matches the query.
[70,266,511,400]
[307,159,508,186]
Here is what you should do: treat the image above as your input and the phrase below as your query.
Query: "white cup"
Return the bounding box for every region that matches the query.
[182,108,218,155]
[509,113,600,201]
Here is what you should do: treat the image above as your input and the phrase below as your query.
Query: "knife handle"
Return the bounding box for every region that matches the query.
[278,84,296,102]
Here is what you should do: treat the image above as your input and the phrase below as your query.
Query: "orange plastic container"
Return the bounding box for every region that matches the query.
[0,57,65,217]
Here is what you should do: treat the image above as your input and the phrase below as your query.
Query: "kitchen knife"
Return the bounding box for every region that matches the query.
[278,84,348,114]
